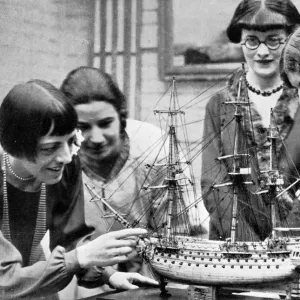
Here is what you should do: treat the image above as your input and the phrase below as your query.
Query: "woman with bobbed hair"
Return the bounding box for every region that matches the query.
[0,80,157,299]
[201,0,300,242]
[226,0,300,44]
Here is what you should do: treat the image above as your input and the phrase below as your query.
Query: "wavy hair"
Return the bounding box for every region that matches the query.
[280,26,300,87]
[60,67,127,134]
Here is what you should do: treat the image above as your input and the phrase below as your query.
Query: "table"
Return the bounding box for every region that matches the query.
[81,283,289,300]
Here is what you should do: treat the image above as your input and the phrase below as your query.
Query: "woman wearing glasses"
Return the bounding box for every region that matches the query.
[201,0,300,241]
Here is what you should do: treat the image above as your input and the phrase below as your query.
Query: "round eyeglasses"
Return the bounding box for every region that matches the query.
[241,37,286,50]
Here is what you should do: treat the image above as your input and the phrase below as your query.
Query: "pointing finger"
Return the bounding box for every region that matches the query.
[109,228,148,239]
[111,246,133,257]
[108,239,137,249]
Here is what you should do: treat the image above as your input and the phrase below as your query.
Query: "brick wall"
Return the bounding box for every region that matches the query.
[0,0,93,100]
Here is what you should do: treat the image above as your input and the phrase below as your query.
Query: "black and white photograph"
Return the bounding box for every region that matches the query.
[2,1,300,299]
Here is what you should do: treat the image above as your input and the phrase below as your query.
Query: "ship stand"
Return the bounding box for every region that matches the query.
[159,275,172,299]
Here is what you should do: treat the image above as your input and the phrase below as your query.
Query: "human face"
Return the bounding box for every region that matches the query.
[75,101,122,162]
[19,130,76,185]
[241,29,287,79]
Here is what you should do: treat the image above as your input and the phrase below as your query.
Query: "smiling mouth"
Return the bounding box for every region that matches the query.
[48,166,63,173]
[86,148,106,154]
[256,60,273,64]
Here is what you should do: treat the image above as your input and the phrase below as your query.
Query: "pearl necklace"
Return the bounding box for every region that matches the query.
[244,75,283,97]
[5,153,35,181]
[2,152,47,265]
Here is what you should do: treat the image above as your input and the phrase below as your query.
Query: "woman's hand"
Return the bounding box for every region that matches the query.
[108,272,159,290]
[76,228,147,268]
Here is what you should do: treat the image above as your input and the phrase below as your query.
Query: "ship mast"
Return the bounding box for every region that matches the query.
[85,183,132,229]
[229,76,246,243]
[154,77,185,241]
[166,78,178,240]
[268,108,281,238]
[85,77,189,240]
[214,68,253,243]
[230,88,242,243]
[270,109,277,238]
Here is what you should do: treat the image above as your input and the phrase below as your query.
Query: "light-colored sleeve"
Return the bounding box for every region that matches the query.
[0,230,81,299]
[0,155,116,299]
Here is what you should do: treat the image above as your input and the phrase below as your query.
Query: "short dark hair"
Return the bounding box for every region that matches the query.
[60,66,127,133]
[227,0,300,43]
[0,79,77,160]
[280,26,300,88]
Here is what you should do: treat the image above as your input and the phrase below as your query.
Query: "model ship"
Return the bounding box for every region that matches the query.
[86,68,300,291]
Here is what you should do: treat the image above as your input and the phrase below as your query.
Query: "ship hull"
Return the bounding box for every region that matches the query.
[150,252,295,285]
[147,238,296,286]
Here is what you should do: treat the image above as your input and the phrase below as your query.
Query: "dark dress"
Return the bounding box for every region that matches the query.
[0,154,112,299]
[201,70,300,241]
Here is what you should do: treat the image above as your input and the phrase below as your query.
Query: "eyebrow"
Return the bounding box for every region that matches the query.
[77,116,113,122]
[39,132,76,145]
[267,34,280,38]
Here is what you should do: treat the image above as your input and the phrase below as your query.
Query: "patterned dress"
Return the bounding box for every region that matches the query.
[201,70,300,241]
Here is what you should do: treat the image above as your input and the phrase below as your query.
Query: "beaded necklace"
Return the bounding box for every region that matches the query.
[5,153,35,181]
[244,74,283,97]
[2,153,47,265]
